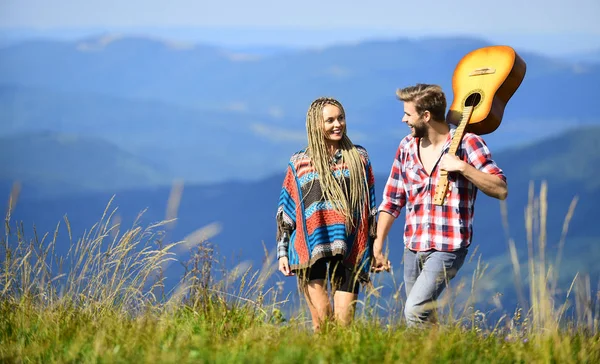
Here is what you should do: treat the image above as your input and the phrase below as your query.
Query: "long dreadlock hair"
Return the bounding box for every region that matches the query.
[305,97,369,231]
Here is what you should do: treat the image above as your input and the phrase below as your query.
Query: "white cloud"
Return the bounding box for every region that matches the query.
[226,53,262,62]
[572,64,591,74]
[348,131,368,143]
[76,33,123,51]
[326,65,351,78]
[251,124,305,143]
[224,102,248,112]
[75,33,196,52]
[267,107,284,119]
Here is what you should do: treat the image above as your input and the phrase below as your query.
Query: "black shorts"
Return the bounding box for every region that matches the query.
[306,256,361,294]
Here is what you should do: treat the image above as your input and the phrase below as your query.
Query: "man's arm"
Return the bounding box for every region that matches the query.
[461,161,507,200]
[441,133,508,200]
[372,142,407,273]
[373,212,395,256]
[372,211,396,273]
[440,154,508,200]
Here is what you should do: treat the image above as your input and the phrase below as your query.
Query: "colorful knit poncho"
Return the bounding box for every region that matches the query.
[276,145,377,282]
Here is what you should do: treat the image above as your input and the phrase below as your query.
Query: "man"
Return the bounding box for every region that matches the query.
[371,83,507,327]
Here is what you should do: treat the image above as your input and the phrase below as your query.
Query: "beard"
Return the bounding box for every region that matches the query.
[410,121,427,138]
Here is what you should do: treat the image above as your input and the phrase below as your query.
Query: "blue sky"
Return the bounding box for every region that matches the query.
[1,0,599,55]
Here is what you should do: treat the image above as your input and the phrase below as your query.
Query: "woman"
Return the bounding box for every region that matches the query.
[276,97,377,331]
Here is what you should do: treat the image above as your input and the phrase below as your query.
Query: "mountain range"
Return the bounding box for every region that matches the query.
[1,35,599,194]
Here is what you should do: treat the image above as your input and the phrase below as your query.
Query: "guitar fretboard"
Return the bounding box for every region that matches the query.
[448,105,474,156]
[433,105,475,205]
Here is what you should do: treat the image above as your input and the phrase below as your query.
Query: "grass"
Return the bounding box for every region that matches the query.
[4,305,598,363]
[1,181,600,363]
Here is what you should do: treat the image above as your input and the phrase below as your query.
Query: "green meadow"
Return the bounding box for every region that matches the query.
[2,182,599,363]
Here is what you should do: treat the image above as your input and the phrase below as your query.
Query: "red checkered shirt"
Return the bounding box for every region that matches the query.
[378,128,506,252]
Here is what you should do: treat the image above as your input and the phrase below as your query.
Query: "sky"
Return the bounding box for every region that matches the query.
[1,0,599,55]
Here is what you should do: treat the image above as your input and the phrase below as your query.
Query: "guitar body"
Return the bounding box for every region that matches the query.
[434,45,526,205]
[446,45,527,135]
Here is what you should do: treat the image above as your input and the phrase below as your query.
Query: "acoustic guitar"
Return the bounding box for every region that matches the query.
[433,45,526,205]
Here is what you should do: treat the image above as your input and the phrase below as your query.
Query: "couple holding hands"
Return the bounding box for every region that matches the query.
[275,83,507,331]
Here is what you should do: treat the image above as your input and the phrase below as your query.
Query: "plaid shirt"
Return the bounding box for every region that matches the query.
[378,128,506,252]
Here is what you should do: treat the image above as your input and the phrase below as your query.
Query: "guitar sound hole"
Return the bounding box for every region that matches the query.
[465,93,482,108]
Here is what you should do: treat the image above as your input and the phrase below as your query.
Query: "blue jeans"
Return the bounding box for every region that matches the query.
[403,247,468,326]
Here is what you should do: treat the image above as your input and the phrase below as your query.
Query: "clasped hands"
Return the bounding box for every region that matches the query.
[371,252,391,273]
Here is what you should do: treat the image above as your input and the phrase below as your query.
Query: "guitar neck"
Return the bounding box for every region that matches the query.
[447,105,474,156]
[433,105,474,205]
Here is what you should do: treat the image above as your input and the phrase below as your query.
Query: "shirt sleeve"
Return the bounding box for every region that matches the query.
[463,133,506,183]
[378,145,407,218]
[277,232,290,259]
[276,164,297,259]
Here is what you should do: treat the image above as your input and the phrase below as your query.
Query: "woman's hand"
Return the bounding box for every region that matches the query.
[278,257,295,276]
[371,253,391,273]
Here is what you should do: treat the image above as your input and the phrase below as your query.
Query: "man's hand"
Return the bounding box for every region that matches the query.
[439,154,467,173]
[440,153,508,200]
[371,253,391,273]
[278,257,295,276]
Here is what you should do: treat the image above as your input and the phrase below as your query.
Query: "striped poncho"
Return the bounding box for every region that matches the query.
[275,145,377,283]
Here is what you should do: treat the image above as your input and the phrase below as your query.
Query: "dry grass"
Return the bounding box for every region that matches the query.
[1,180,599,363]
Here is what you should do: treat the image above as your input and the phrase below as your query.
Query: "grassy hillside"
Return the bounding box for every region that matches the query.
[496,125,600,191]
[2,191,599,363]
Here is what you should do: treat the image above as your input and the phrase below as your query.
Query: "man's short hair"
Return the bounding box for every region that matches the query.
[396,84,446,122]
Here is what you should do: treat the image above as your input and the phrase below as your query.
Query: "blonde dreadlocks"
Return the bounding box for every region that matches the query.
[305,97,369,231]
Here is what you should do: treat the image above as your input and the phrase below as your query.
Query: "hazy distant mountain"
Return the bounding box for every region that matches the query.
[0,85,294,185]
[1,35,599,189]
[1,35,598,118]
[0,131,170,196]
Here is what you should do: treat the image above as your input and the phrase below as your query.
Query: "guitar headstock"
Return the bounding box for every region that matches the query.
[433,172,449,206]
